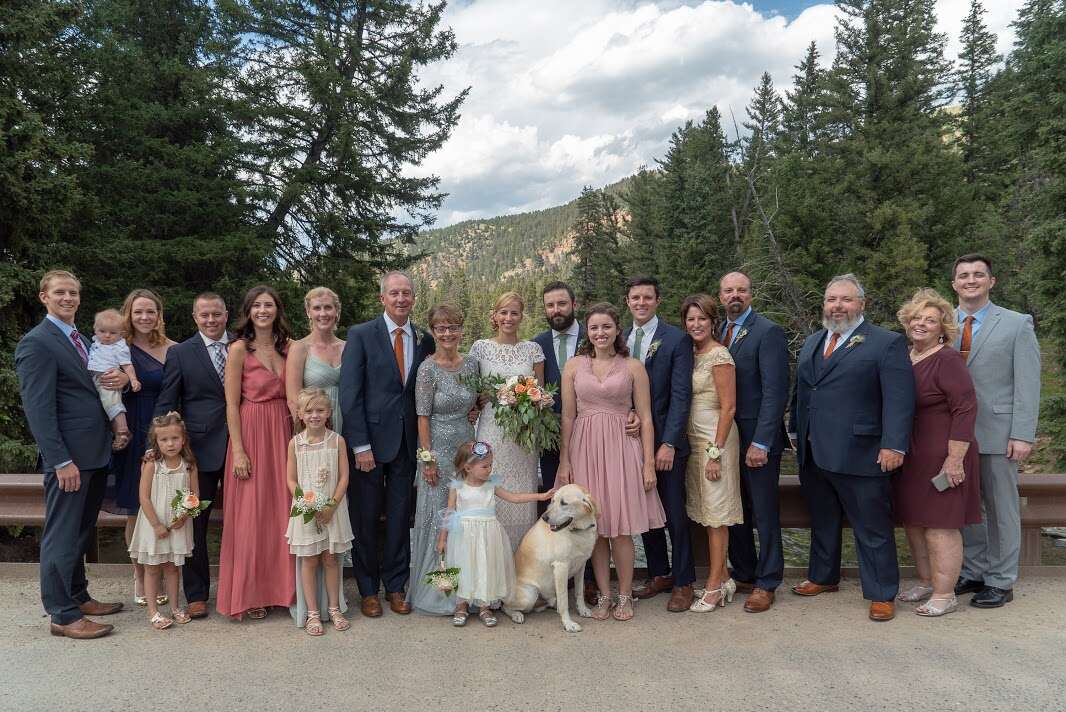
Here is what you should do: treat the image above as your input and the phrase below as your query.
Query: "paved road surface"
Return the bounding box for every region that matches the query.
[3,565,1064,711]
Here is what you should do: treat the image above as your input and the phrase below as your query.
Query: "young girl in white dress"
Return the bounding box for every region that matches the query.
[285,388,354,636]
[128,412,196,630]
[436,441,553,628]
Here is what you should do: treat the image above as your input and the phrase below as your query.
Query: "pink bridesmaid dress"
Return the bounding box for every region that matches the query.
[216,350,295,618]
[569,355,666,537]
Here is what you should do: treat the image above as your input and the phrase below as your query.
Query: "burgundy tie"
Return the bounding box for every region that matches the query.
[70,330,89,366]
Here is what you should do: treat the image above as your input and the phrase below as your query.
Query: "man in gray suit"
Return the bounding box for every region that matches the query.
[16,270,128,638]
[952,254,1041,608]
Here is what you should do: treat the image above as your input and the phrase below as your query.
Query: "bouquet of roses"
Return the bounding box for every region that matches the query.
[289,486,335,533]
[170,489,211,525]
[424,556,461,595]
[462,373,560,454]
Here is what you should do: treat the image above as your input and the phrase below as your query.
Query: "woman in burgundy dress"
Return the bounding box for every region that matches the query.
[894,289,981,617]
[217,285,296,620]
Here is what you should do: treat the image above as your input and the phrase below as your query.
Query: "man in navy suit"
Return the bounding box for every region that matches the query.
[15,270,128,639]
[789,273,915,621]
[154,292,230,618]
[340,271,434,617]
[624,276,696,612]
[718,272,790,613]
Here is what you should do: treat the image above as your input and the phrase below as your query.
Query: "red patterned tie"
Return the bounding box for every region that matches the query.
[823,332,841,358]
[70,329,89,366]
[960,316,974,359]
[394,328,406,384]
[724,322,735,346]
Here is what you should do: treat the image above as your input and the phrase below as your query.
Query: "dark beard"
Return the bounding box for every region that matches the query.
[548,312,575,332]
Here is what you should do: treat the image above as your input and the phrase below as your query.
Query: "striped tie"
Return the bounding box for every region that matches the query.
[211,341,226,382]
[70,330,89,366]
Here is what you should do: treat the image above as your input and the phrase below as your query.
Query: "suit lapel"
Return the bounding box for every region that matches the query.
[42,320,95,391]
[815,321,868,383]
[541,332,559,381]
[728,312,757,356]
[966,305,1001,363]
[798,333,817,383]
[192,335,224,393]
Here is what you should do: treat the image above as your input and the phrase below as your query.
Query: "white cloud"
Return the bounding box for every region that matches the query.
[417,0,1025,226]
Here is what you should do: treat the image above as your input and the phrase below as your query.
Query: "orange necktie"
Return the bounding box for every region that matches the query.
[393,327,406,384]
[960,316,974,358]
[823,332,841,358]
[724,322,735,346]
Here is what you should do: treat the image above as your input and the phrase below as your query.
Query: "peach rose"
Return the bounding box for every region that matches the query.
[527,387,542,402]
[303,490,317,504]
[514,383,528,394]
[181,493,200,510]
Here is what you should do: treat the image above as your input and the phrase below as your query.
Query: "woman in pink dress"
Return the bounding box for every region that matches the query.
[217,285,296,620]
[556,303,665,622]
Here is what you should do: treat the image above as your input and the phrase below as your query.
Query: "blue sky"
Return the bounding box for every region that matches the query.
[412,1,1024,226]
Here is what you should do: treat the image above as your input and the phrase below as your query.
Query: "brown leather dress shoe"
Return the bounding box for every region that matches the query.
[633,575,674,600]
[869,601,896,621]
[187,601,209,619]
[361,595,383,618]
[79,598,123,616]
[734,580,755,595]
[744,588,775,613]
[667,585,694,612]
[790,580,840,597]
[50,617,113,639]
[386,592,411,615]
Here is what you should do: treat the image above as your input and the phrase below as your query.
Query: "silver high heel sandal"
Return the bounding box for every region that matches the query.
[690,586,725,612]
[722,578,737,604]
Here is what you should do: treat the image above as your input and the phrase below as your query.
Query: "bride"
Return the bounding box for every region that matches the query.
[468,292,545,551]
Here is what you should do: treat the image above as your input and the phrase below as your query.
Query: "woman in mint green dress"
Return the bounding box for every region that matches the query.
[284,286,348,626]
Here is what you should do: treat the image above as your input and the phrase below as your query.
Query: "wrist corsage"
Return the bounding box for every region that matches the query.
[416,447,437,464]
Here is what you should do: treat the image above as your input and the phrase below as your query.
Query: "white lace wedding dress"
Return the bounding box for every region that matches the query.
[467,339,545,552]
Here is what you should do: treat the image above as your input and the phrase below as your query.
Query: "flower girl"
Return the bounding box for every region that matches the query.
[436,441,553,627]
[285,388,354,636]
[128,412,201,630]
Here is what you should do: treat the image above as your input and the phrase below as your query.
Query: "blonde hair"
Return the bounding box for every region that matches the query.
[897,288,959,344]
[40,269,80,292]
[303,286,340,313]
[121,289,168,347]
[147,412,197,467]
[295,387,334,432]
[94,308,124,331]
[490,291,524,332]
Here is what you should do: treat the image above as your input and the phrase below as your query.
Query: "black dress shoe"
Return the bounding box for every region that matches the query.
[954,578,984,595]
[970,586,1013,608]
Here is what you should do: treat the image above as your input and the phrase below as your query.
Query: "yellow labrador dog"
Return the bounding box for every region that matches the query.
[503,484,597,632]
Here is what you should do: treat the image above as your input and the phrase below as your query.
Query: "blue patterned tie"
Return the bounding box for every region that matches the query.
[211,341,226,382]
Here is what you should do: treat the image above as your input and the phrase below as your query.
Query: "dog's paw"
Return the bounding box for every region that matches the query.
[576,605,592,618]
[563,620,582,633]
[508,610,525,624]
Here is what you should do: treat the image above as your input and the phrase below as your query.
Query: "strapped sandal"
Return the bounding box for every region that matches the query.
[150,612,173,630]
[478,609,498,627]
[898,584,934,602]
[246,607,268,620]
[327,607,350,631]
[916,595,958,617]
[612,593,635,621]
[690,587,724,613]
[156,594,169,606]
[590,593,613,621]
[173,608,191,624]
[452,607,469,627]
[305,610,324,636]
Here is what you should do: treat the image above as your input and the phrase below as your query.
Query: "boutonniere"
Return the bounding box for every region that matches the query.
[846,335,865,349]
[414,328,425,347]
[645,340,663,358]
[733,328,750,345]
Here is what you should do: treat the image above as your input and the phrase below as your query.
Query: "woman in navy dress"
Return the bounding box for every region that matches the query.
[108,289,177,606]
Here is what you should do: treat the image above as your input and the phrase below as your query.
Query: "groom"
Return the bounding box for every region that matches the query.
[624,276,696,612]
[340,271,434,617]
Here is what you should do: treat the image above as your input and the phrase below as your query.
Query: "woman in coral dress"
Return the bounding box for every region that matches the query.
[557,303,665,623]
[216,285,296,620]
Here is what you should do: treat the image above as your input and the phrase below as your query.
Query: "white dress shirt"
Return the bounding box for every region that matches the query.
[551,320,581,363]
[199,331,230,350]
[627,315,659,364]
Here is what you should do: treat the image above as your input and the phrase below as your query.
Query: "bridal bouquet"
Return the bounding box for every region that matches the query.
[170,489,211,524]
[424,556,461,595]
[462,374,560,454]
[289,486,336,533]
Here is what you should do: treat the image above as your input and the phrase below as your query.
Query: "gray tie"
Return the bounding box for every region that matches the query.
[557,333,569,370]
[211,341,226,382]
[633,327,644,361]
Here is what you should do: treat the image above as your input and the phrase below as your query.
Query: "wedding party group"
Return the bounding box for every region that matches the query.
[15,253,1041,639]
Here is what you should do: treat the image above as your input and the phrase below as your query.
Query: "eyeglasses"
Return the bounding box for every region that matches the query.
[432,324,463,334]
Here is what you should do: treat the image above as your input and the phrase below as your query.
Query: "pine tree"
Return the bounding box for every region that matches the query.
[570,186,623,308]
[781,42,826,155]
[957,0,1002,187]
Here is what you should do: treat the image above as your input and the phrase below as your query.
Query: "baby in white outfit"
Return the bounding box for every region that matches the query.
[88,309,141,448]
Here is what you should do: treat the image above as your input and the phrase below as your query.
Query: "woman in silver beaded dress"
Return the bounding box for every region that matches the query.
[407,304,479,616]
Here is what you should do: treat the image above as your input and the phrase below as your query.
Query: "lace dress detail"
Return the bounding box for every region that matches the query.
[285,430,354,556]
[407,356,478,615]
[468,339,545,551]
[128,459,194,566]
[685,347,743,527]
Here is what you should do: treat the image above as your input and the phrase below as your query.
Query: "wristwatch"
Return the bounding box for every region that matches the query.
[661,443,675,450]
[706,444,722,461]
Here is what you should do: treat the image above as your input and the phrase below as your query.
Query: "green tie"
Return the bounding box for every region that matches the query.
[633,326,644,361]
[557,333,569,370]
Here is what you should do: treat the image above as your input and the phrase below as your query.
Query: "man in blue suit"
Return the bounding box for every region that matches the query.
[789,273,915,621]
[16,270,128,639]
[154,292,230,618]
[340,271,434,618]
[718,272,790,613]
[624,276,696,612]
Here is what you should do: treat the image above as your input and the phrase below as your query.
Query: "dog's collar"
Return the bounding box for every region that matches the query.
[568,523,595,533]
